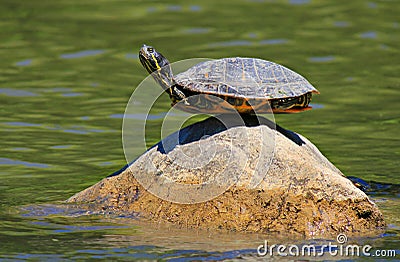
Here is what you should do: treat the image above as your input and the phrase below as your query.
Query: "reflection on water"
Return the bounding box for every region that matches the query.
[0,158,50,168]
[125,53,139,59]
[0,0,399,260]
[167,5,182,12]
[309,103,323,109]
[367,2,377,9]
[359,31,378,39]
[45,87,73,92]
[60,50,105,59]
[15,59,33,67]
[147,4,202,13]
[210,39,289,47]
[333,21,350,27]
[10,147,34,151]
[50,145,72,149]
[61,92,84,97]
[3,122,115,135]
[259,39,288,45]
[10,201,399,260]
[110,113,166,120]
[209,40,252,47]
[308,56,336,63]
[0,88,38,97]
[4,122,42,127]
[289,0,310,5]
[189,5,201,11]
[183,27,210,34]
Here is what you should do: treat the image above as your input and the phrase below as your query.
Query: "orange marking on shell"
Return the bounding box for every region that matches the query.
[273,106,313,114]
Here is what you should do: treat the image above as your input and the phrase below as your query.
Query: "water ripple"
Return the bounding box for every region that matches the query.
[60,50,105,59]
[189,5,202,11]
[0,157,50,168]
[0,88,38,97]
[4,122,42,127]
[62,129,89,134]
[333,21,350,27]
[367,2,377,9]
[110,112,189,120]
[259,39,288,45]
[308,56,335,62]
[45,87,73,92]
[61,92,84,97]
[30,220,129,233]
[248,33,257,38]
[55,125,114,134]
[110,113,166,120]
[359,31,377,39]
[10,147,33,151]
[310,103,324,109]
[98,161,113,166]
[126,53,139,59]
[50,145,72,149]
[209,40,252,47]
[183,28,210,34]
[15,59,32,67]
[4,122,114,135]
[146,7,157,13]
[167,5,182,11]
[289,0,310,5]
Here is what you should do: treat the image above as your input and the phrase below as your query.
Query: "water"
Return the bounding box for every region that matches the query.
[0,0,399,260]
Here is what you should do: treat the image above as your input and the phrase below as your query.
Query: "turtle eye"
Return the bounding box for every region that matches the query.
[147,47,154,53]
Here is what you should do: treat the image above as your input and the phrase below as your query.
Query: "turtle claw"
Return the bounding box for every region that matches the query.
[183,99,190,105]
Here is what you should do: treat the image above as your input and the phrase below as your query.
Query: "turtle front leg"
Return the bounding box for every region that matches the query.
[172,86,190,105]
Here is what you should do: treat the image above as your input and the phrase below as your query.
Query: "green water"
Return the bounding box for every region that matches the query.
[0,0,399,260]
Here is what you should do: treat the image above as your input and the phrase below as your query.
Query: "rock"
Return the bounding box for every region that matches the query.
[67,115,385,237]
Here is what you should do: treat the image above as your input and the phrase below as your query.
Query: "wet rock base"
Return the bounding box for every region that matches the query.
[67,116,385,237]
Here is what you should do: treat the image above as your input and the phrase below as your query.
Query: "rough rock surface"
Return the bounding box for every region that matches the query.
[67,115,385,237]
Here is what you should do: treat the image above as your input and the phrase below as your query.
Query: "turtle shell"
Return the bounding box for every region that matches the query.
[173,57,319,99]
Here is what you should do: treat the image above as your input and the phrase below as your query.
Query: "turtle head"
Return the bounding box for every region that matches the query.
[139,44,173,90]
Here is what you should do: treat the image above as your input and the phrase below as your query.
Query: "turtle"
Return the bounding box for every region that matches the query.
[139,44,319,114]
